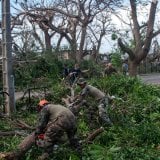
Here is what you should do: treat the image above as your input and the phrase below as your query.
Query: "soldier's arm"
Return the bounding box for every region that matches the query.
[74,87,88,104]
[35,107,49,135]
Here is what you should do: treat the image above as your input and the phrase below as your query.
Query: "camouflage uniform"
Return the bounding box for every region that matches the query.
[68,100,87,116]
[78,84,113,126]
[104,64,117,76]
[35,104,81,158]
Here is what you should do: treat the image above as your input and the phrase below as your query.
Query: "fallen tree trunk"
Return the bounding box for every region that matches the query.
[0,132,35,160]
[14,120,35,130]
[0,127,105,159]
[0,130,28,137]
[86,127,104,143]
[0,113,8,118]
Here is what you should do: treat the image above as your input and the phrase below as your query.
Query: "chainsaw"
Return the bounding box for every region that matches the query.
[36,133,45,147]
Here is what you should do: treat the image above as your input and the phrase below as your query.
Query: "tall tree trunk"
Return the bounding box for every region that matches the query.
[44,31,52,51]
[55,35,63,51]
[77,26,87,63]
[129,61,138,76]
[70,41,77,61]
[118,1,158,77]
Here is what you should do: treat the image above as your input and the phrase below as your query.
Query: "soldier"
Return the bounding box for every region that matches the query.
[104,63,117,76]
[71,78,113,126]
[122,60,129,75]
[69,63,81,86]
[35,99,82,160]
[62,63,70,78]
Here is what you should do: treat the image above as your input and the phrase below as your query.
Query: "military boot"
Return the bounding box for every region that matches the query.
[37,152,49,160]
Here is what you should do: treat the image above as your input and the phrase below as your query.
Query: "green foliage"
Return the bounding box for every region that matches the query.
[0,136,23,152]
[14,54,64,89]
[110,49,122,68]
[111,33,118,40]
[80,60,104,77]
[1,70,160,159]
[50,82,69,103]
[0,119,13,130]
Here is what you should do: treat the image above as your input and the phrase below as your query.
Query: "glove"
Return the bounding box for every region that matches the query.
[110,96,116,99]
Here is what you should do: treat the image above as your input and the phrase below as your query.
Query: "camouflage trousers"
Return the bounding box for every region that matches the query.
[69,97,113,127]
[43,113,82,156]
[97,97,113,125]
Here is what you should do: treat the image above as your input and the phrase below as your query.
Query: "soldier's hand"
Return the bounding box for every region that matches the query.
[110,95,116,99]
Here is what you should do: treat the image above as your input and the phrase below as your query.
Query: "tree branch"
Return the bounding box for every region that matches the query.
[118,38,135,60]
[130,0,143,48]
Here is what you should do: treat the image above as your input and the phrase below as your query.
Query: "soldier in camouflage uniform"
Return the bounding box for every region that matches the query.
[35,100,82,160]
[72,78,113,126]
[104,63,117,76]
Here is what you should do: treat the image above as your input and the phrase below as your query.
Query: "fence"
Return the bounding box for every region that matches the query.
[21,86,49,109]
[138,62,160,74]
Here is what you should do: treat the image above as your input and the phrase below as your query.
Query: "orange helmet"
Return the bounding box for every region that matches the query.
[38,99,49,107]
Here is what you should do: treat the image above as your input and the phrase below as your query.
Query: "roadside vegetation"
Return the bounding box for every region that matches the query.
[1,1,160,159]
[0,56,160,160]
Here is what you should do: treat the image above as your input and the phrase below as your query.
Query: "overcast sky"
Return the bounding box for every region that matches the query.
[1,1,160,54]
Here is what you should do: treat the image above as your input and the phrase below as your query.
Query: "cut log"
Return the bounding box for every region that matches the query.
[0,113,8,118]
[0,130,28,137]
[0,131,18,137]
[1,132,35,160]
[86,127,104,143]
[5,118,35,130]
[14,120,35,130]
[0,127,105,159]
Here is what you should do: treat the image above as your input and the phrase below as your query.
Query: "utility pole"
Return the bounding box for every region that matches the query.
[1,0,15,115]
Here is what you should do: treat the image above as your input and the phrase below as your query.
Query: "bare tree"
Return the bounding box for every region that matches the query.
[87,11,114,60]
[118,0,159,76]
[13,0,122,62]
[13,31,38,60]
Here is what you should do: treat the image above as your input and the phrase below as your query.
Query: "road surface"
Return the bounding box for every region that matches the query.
[14,73,160,100]
[14,91,45,101]
[139,73,160,85]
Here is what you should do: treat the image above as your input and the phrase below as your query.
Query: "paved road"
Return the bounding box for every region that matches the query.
[139,73,160,85]
[14,73,160,100]
[14,91,44,101]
